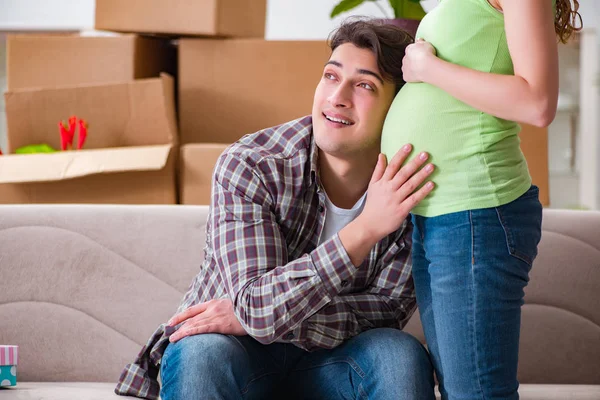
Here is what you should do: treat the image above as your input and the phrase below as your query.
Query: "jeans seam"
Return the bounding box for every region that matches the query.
[470,211,475,265]
[495,207,534,266]
[469,210,487,400]
[229,335,251,359]
[291,357,366,398]
[358,384,368,400]
[229,335,283,395]
[292,357,366,378]
[240,371,281,395]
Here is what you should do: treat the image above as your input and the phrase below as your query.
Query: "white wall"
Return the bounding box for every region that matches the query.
[0,0,94,31]
[0,0,440,37]
[265,0,439,39]
[577,2,600,31]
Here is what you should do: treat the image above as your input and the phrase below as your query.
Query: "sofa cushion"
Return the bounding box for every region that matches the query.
[0,382,123,400]
[0,382,122,399]
[518,384,600,399]
[2,383,599,400]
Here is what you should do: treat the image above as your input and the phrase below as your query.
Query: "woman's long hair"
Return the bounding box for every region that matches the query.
[555,0,583,43]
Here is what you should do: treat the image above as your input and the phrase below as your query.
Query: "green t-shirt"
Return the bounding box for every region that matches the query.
[381,0,533,217]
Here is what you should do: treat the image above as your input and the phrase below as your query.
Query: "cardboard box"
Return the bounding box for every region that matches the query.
[520,124,550,206]
[7,34,176,91]
[0,74,178,204]
[179,144,228,205]
[0,346,18,387]
[175,135,548,206]
[179,39,330,144]
[95,0,266,38]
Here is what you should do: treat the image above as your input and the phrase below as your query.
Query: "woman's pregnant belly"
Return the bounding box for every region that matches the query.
[381,82,525,216]
[382,83,484,167]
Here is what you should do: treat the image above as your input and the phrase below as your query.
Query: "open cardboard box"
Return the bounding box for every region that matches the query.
[0,74,178,204]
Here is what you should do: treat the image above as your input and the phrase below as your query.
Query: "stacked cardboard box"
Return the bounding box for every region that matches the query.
[520,124,550,206]
[175,38,549,206]
[94,0,267,38]
[1,1,549,206]
[0,0,268,205]
[177,39,330,204]
[179,144,229,206]
[6,34,176,91]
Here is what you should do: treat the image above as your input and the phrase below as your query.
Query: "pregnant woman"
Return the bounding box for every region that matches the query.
[381,1,581,399]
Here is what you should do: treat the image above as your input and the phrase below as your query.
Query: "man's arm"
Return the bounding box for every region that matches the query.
[294,234,416,350]
[169,145,433,346]
[168,235,416,350]
[207,149,360,345]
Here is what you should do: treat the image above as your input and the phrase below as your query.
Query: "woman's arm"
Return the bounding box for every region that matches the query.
[404,0,558,127]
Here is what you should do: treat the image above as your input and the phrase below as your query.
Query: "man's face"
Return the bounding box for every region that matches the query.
[312,43,397,159]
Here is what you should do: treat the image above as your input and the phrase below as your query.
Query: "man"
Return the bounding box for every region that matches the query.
[116,19,436,400]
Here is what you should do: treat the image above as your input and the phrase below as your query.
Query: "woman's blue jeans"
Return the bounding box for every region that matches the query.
[411,185,543,400]
[160,328,435,400]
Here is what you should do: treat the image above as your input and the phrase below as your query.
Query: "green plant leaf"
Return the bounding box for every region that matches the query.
[387,0,400,17]
[398,0,426,19]
[330,0,368,18]
[388,0,426,19]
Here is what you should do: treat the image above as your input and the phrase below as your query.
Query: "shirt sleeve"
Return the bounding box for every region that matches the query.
[292,235,417,350]
[210,151,360,345]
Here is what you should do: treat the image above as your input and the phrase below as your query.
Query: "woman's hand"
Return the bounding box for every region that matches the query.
[402,39,437,83]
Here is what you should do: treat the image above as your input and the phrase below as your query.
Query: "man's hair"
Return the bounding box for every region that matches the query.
[328,18,413,94]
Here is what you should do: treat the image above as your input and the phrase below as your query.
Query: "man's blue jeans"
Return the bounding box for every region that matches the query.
[411,185,543,400]
[160,328,435,399]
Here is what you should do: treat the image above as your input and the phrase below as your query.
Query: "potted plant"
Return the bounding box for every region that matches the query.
[330,0,426,38]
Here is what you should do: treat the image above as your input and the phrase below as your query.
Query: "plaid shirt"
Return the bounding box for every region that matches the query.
[115,116,416,399]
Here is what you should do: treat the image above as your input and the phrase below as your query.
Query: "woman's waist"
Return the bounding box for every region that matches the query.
[381,127,525,181]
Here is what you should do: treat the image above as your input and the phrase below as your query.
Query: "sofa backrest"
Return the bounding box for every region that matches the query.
[0,205,208,382]
[0,206,598,384]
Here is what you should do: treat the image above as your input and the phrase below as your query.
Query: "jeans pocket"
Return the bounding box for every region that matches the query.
[495,186,543,267]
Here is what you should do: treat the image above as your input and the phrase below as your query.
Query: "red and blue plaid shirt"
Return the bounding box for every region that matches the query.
[115,116,416,399]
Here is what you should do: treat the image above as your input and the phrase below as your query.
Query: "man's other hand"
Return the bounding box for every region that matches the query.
[167,299,247,343]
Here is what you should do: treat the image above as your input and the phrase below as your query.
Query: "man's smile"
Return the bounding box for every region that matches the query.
[323,112,355,126]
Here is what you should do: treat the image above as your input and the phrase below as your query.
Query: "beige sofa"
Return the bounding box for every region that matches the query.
[0,205,598,400]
